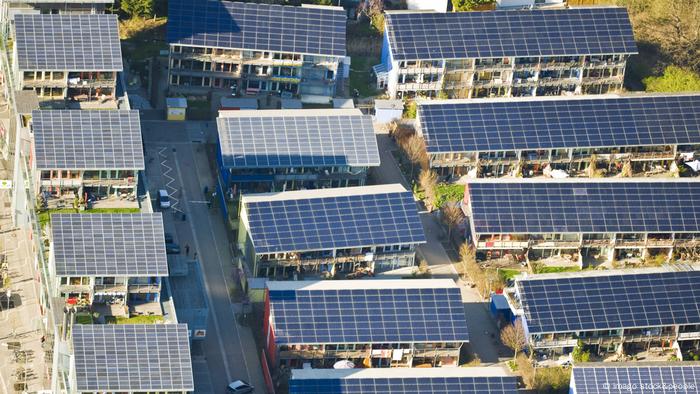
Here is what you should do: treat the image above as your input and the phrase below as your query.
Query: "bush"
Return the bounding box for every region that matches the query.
[403,101,417,119]
[644,66,700,92]
[535,367,571,393]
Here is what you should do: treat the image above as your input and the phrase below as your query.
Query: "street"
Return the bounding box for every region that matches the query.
[141,120,265,394]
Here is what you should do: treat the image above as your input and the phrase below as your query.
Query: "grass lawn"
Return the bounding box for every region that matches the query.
[75,313,93,324]
[498,268,523,282]
[533,266,581,274]
[38,207,141,227]
[105,315,165,324]
[119,17,168,63]
[349,56,382,98]
[187,99,212,120]
[435,183,465,209]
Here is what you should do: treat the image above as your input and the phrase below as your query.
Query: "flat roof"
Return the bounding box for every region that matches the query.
[242,184,425,254]
[168,0,346,57]
[32,110,144,170]
[418,94,700,153]
[267,278,457,291]
[516,268,700,335]
[467,180,700,234]
[14,90,39,114]
[267,279,469,345]
[292,366,513,379]
[51,213,167,277]
[217,108,379,169]
[375,99,404,110]
[72,324,194,392]
[15,14,122,71]
[385,7,637,61]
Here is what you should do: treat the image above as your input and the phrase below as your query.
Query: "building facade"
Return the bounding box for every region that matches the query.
[504,267,700,359]
[238,185,425,279]
[167,0,346,102]
[380,7,637,99]
[463,179,700,266]
[416,94,700,179]
[13,14,122,101]
[31,110,143,208]
[263,280,469,370]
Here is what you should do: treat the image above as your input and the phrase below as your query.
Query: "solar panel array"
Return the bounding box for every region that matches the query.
[289,375,519,394]
[467,181,700,234]
[385,8,636,61]
[572,365,700,394]
[269,286,469,344]
[244,189,426,254]
[168,0,346,57]
[517,270,700,334]
[419,95,700,154]
[51,213,167,276]
[72,324,194,392]
[218,113,380,169]
[33,110,144,170]
[15,14,123,71]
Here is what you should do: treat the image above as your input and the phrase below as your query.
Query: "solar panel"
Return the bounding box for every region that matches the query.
[290,368,519,394]
[33,110,144,170]
[385,8,637,61]
[14,14,123,71]
[467,181,700,234]
[517,269,700,334]
[218,110,380,169]
[72,324,194,392]
[243,185,426,254]
[168,0,346,57]
[268,280,469,344]
[51,213,168,276]
[572,365,700,394]
[419,95,700,154]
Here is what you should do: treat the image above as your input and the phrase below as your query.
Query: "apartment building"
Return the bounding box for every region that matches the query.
[216,108,380,221]
[416,94,700,179]
[263,280,469,371]
[504,266,700,359]
[5,0,112,21]
[570,364,700,393]
[463,179,700,266]
[380,7,637,99]
[167,0,346,102]
[49,213,168,317]
[237,184,426,279]
[32,110,143,209]
[13,14,122,101]
[290,367,519,394]
[69,324,194,393]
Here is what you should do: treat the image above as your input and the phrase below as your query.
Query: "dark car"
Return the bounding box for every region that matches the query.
[227,380,253,393]
[165,243,181,254]
[164,233,174,244]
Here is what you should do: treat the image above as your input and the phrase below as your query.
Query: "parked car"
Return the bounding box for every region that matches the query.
[165,243,181,254]
[158,189,171,209]
[164,233,174,244]
[227,380,253,393]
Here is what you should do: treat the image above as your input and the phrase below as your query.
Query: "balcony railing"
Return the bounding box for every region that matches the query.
[540,61,580,70]
[474,63,512,70]
[398,66,445,75]
[646,239,674,247]
[582,239,613,247]
[477,240,529,249]
[615,240,646,247]
[585,60,627,69]
[678,331,700,340]
[532,338,578,348]
[128,284,160,294]
[529,240,581,249]
[23,79,66,88]
[94,284,127,293]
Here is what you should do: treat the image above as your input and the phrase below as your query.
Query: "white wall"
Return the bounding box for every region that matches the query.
[406,0,448,12]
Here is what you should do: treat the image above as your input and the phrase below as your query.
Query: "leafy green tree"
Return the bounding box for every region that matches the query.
[643,66,700,92]
[120,0,154,18]
[571,340,591,363]
[403,100,417,119]
[451,0,494,11]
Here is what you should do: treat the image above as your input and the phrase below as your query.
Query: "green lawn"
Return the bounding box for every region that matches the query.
[38,207,141,227]
[105,315,165,324]
[75,313,93,325]
[498,268,523,282]
[349,56,382,98]
[435,183,465,209]
[533,266,581,274]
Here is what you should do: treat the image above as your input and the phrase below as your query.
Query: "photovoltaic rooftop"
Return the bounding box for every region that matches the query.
[385,7,637,61]
[32,110,144,170]
[571,364,700,394]
[51,213,167,277]
[217,109,380,169]
[418,95,700,154]
[14,14,123,71]
[516,267,700,335]
[290,368,518,394]
[267,280,469,345]
[466,180,700,234]
[168,0,346,57]
[72,324,194,392]
[241,184,425,254]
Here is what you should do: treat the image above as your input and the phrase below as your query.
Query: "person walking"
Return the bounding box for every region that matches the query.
[185,244,190,256]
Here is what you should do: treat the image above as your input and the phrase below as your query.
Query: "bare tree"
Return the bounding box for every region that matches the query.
[441,203,463,240]
[418,169,438,211]
[500,319,527,360]
[404,135,428,179]
[516,353,536,389]
[621,160,633,177]
[458,243,489,298]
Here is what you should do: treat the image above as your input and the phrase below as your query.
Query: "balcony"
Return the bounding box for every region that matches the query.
[585,60,627,69]
[532,338,578,348]
[68,78,116,88]
[678,331,700,341]
[82,177,135,187]
[23,79,66,88]
[623,333,676,342]
[538,77,579,86]
[477,240,529,249]
[615,239,646,248]
[398,66,445,75]
[629,151,676,161]
[271,75,301,84]
[540,61,580,70]
[473,78,505,87]
[514,62,538,70]
[581,75,623,84]
[530,239,581,249]
[474,63,512,71]
[396,82,441,91]
[646,239,674,247]
[271,58,303,67]
[93,284,127,294]
[128,284,160,294]
[40,177,82,187]
[582,239,612,247]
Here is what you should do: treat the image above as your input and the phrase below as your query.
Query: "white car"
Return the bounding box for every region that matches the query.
[227,380,253,393]
[158,189,171,209]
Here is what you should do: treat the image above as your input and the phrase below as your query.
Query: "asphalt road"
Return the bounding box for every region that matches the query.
[142,120,266,394]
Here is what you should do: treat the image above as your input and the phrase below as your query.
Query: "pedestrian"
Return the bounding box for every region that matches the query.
[185,244,190,256]
[193,252,198,260]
